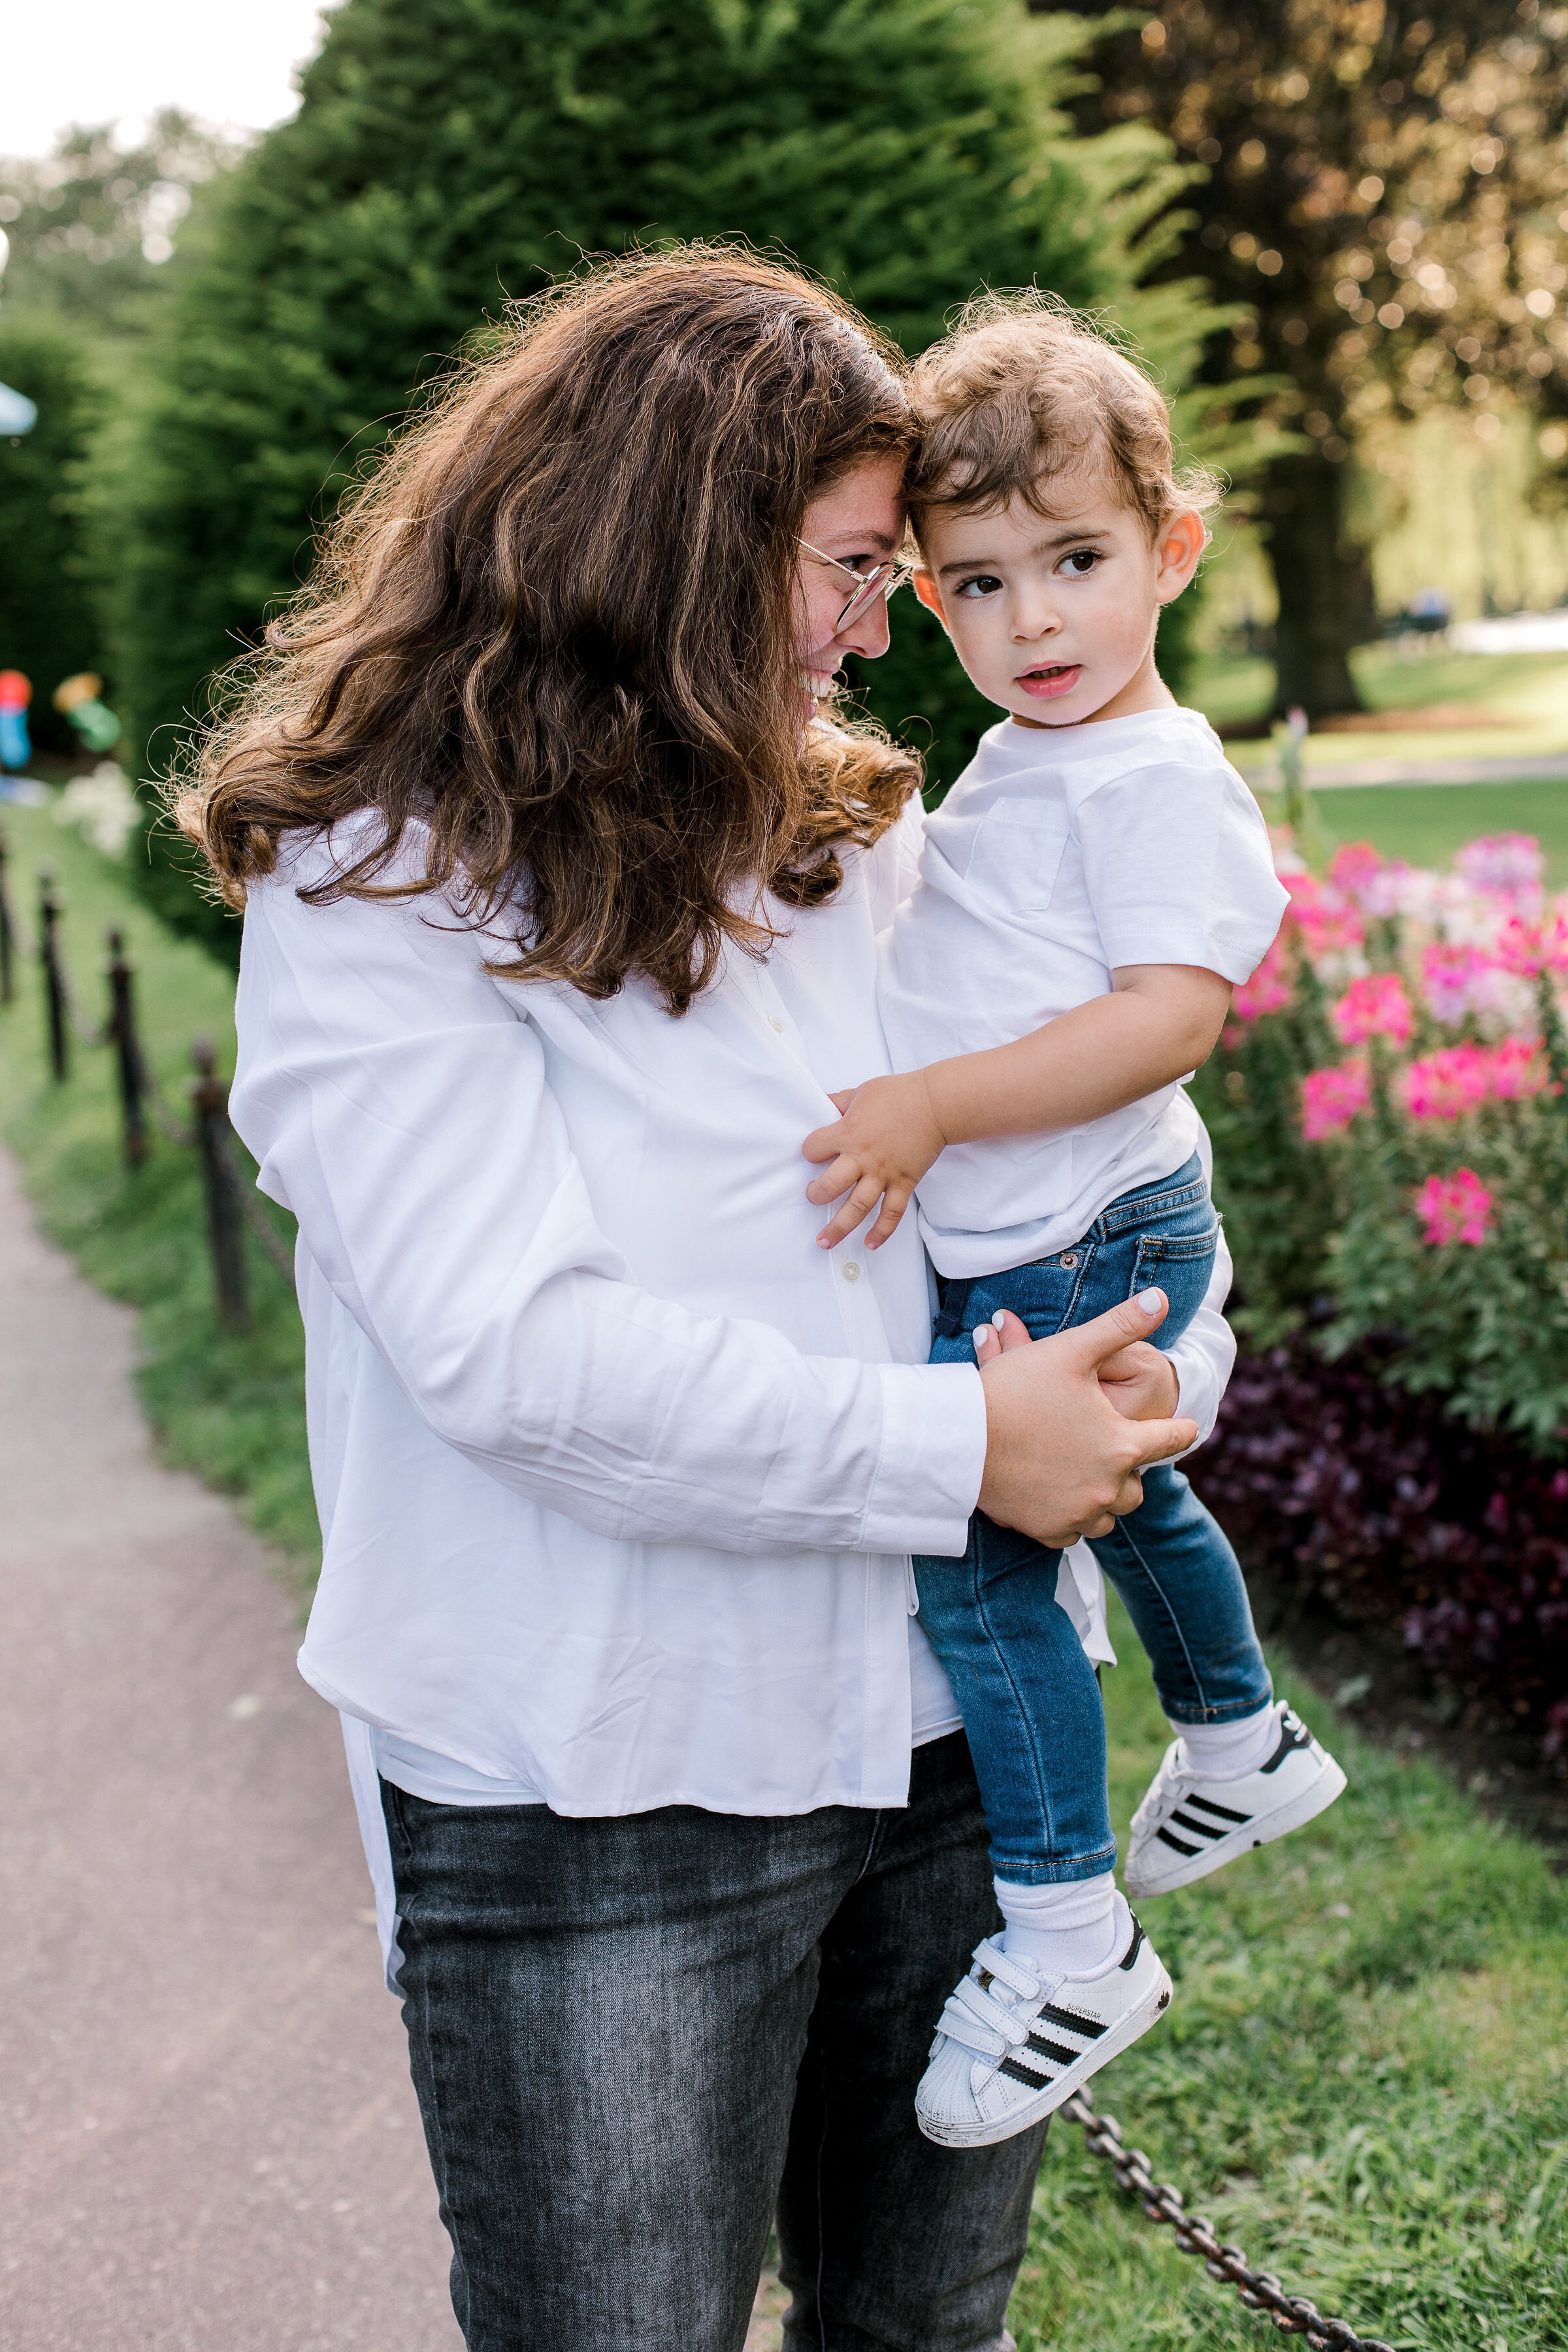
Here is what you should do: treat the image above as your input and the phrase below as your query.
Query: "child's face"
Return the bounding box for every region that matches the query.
[913,467,1204,729]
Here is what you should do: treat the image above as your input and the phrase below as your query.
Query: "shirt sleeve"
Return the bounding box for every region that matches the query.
[1162,1220,1236,1454]
[231,836,987,1562]
[1071,759,1290,984]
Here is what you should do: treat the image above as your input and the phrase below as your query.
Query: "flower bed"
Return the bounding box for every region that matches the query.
[1190,828,1568,1451]
[1186,826,1568,1757]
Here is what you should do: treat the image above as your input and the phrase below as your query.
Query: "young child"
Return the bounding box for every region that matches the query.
[801,295,1347,2150]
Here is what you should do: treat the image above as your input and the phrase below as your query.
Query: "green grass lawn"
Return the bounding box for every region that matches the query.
[5,794,1567,2352]
[1012,1599,1568,2352]
[1196,644,1568,782]
[0,797,316,1582]
[1249,777,1568,891]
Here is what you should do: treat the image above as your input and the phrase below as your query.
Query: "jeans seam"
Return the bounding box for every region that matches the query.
[1105,1512,1211,1718]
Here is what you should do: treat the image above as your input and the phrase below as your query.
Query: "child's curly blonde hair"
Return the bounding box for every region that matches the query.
[908,291,1222,542]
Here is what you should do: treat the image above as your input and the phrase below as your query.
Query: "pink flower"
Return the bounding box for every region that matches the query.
[1454,832,1545,902]
[1331,972,1413,1046]
[1326,840,1418,919]
[1401,1037,1550,1119]
[1492,912,1568,977]
[1415,1168,1494,1247]
[1328,840,1384,901]
[1284,870,1364,957]
[1419,942,1493,1024]
[1301,1058,1370,1139]
[1486,1033,1551,1100]
[1403,1044,1486,1120]
[1232,934,1293,1022]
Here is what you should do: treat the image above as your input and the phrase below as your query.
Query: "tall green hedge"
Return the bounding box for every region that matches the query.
[0,315,105,755]
[104,0,1233,955]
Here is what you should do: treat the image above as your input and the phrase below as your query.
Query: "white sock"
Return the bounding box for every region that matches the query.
[993,1870,1122,1976]
[1175,1701,1277,1781]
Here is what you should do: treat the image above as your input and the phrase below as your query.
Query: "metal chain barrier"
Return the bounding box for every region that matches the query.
[209,1121,297,1284]
[1,864,295,1315]
[1061,2085,1395,2352]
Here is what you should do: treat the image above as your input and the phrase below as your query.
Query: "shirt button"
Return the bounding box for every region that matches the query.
[843,1262,862,1283]
[768,1013,786,1032]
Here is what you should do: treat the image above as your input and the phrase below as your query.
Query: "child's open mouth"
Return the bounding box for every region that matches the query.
[1017,662,1083,700]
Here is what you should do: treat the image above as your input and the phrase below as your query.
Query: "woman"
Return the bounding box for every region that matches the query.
[180,250,1220,2352]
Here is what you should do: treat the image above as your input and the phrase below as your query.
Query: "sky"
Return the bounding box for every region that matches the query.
[3,1,332,159]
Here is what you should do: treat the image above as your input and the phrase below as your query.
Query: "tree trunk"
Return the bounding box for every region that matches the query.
[1263,453,1375,719]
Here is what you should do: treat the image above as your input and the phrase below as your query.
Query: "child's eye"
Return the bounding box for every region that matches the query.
[955,573,1004,599]
[1057,548,1104,578]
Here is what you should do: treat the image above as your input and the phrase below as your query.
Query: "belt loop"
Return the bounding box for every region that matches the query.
[932,1277,975,1341]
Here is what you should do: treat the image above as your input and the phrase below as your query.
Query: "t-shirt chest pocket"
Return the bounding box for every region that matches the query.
[968,797,1072,918]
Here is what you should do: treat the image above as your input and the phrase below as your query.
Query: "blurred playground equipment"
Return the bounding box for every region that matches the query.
[53,672,123,755]
[0,672,33,771]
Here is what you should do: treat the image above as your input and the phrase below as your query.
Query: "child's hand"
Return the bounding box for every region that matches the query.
[1096,1338,1180,1423]
[802,1071,948,1250]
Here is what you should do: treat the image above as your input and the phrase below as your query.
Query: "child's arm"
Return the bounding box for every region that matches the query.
[802,963,1232,1250]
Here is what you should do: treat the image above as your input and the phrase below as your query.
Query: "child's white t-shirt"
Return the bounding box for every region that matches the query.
[877,704,1288,1280]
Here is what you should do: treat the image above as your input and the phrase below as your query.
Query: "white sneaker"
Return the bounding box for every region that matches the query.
[1123,1701,1348,1900]
[915,1906,1173,2149]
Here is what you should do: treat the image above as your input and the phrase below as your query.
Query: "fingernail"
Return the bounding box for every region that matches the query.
[972,1330,988,1356]
[992,1311,1006,1330]
[1137,1288,1164,1315]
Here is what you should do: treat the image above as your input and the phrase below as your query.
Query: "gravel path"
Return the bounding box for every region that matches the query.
[0,1146,461,2350]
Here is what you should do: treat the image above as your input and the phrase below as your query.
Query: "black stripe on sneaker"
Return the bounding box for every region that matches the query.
[1186,1793,1252,1825]
[1025,2032,1080,2067]
[1169,1808,1228,1840]
[1118,1916,1147,1969]
[999,2055,1053,2087]
[1156,1826,1200,1855]
[1260,1714,1312,1774]
[1039,2002,1107,2040]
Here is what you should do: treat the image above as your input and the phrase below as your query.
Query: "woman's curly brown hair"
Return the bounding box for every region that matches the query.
[174,246,923,1013]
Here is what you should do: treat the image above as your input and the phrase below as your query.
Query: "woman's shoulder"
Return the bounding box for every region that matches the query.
[248,811,526,993]
[267,806,432,895]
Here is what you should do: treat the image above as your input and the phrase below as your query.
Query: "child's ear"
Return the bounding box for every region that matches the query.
[913,570,949,627]
[1154,511,1207,604]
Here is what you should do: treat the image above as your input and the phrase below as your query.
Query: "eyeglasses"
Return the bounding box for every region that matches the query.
[798,539,915,634]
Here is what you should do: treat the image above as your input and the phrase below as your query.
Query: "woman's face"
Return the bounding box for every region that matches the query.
[792,451,908,723]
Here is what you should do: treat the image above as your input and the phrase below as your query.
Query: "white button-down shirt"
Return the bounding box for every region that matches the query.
[232,800,1235,1961]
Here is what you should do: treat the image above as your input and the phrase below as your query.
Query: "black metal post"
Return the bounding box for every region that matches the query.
[106,930,148,1168]
[191,1035,250,1333]
[0,826,14,1005]
[39,874,69,1082]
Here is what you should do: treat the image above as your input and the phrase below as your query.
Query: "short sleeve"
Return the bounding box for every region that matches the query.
[1070,759,1289,984]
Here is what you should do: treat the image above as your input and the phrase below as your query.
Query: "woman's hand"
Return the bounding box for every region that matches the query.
[975,1292,1196,1548]
[802,1071,948,1250]
[976,1315,1181,1423]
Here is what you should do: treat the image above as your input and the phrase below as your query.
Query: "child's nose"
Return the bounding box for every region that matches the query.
[1011,595,1060,642]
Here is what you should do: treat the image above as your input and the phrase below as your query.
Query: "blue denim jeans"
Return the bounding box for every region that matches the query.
[382,1733,1041,2351]
[914,1154,1272,1886]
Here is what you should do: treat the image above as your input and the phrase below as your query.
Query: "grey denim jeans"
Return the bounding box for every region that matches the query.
[381,1732,1041,2352]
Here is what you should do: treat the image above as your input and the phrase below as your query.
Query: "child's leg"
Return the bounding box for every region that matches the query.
[1090,1463,1274,1740]
[913,1520,1116,1904]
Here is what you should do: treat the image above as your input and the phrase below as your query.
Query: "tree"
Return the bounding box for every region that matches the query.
[1070,0,1568,714]
[103,0,1243,953]
[0,111,235,336]
[0,316,103,753]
